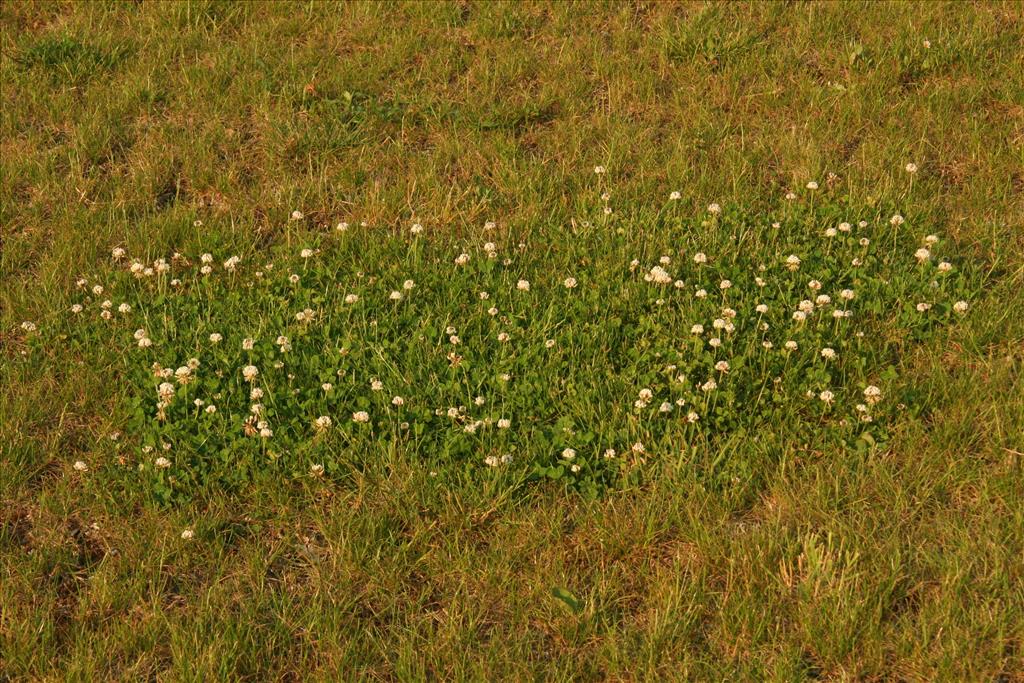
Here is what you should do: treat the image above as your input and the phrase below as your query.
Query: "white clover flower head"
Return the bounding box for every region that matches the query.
[209,333,223,343]
[497,332,511,343]
[808,279,822,291]
[403,279,415,290]
[839,222,852,233]
[516,279,530,291]
[631,442,646,454]
[545,339,556,348]
[392,395,404,406]
[708,337,721,348]
[647,266,673,285]
[924,234,940,246]
[821,347,836,360]
[785,254,801,271]
[454,253,470,266]
[806,181,818,190]
[693,252,708,264]
[484,455,500,468]
[336,221,349,232]
[594,165,605,174]
[300,248,315,259]
[825,227,838,237]
[73,460,88,472]
[793,311,807,322]
[756,304,769,314]
[953,300,969,314]
[181,529,194,540]
[905,162,918,174]
[840,289,855,301]
[690,324,704,335]
[389,291,403,301]
[719,279,732,290]
[497,418,511,429]
[242,365,259,382]
[816,294,832,306]
[695,288,707,299]
[344,294,359,304]
[563,277,578,289]
[798,300,815,313]
[449,335,460,345]
[314,415,332,431]
[890,214,905,226]
[819,390,834,404]
[111,247,126,260]
[785,191,797,200]
[863,385,883,405]
[70,304,83,313]
[669,191,681,200]
[561,448,576,460]
[937,261,953,273]
[701,379,717,392]
[409,223,423,235]
[290,210,304,220]
[785,340,798,351]
[714,360,730,373]
[352,411,370,423]
[205,405,217,414]
[310,463,324,476]
[604,448,617,459]
[488,306,498,316]
[916,302,932,312]
[707,203,721,215]
[155,456,171,469]
[687,411,700,423]
[370,379,384,391]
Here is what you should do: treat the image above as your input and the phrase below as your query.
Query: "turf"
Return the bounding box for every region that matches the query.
[2,1,1023,680]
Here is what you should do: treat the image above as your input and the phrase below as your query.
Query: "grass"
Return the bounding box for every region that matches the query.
[2,1,1023,680]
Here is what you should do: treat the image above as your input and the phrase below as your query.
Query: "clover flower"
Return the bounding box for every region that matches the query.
[352,411,370,423]
[953,300,969,314]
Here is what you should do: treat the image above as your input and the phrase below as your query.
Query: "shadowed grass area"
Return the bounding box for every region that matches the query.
[2,1,1022,680]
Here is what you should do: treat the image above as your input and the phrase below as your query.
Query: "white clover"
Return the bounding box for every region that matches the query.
[714,360,730,373]
[693,252,708,264]
[785,340,798,351]
[707,203,721,215]
[344,294,359,304]
[73,460,88,472]
[155,456,171,469]
[819,390,834,405]
[821,348,836,360]
[953,300,969,314]
[314,415,332,431]
[209,333,223,343]
[409,223,423,235]
[516,279,530,291]
[181,529,194,540]
[352,411,370,423]
[755,304,768,314]
[454,253,470,266]
[806,181,819,190]
[669,191,681,200]
[497,418,511,429]
[690,324,704,335]
[906,162,918,174]
[391,396,404,406]
[864,385,883,405]
[242,365,259,382]
[785,254,801,271]
[563,277,578,289]
[561,448,576,460]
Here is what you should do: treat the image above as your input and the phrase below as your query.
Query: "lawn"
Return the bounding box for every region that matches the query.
[2,1,1023,680]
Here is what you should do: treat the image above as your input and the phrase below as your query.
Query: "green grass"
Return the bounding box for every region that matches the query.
[2,1,1023,680]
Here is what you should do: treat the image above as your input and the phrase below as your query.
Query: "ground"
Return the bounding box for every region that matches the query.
[2,1,1023,680]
